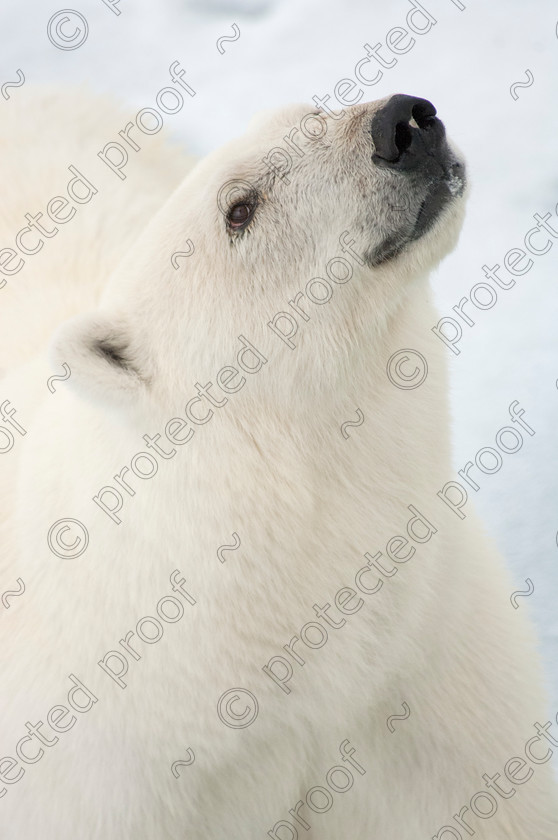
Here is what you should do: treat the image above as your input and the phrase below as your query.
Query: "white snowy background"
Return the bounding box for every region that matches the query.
[1,0,557,736]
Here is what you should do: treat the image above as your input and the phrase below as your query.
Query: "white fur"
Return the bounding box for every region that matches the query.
[0,88,556,839]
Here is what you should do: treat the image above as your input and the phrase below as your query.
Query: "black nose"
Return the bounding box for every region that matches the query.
[371,94,446,169]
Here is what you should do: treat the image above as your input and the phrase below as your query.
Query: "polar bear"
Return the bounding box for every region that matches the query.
[0,88,556,840]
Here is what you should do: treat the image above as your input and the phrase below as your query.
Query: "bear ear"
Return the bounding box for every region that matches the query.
[49,312,149,410]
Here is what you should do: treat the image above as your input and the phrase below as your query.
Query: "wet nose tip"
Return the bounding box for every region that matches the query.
[371,94,438,164]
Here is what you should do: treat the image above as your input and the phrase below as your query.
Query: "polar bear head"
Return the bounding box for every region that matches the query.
[53,94,467,416]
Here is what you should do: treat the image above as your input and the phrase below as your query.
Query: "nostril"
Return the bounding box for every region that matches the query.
[412,102,437,130]
[394,121,413,156]
[371,94,440,165]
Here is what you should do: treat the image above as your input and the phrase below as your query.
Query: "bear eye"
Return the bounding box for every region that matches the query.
[227,201,256,231]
